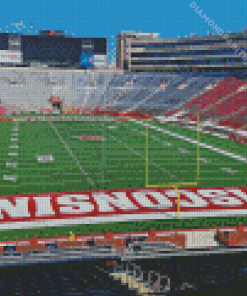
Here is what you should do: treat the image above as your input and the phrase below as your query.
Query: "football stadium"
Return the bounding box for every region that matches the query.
[0,68,247,237]
[0,67,247,295]
[1,0,247,291]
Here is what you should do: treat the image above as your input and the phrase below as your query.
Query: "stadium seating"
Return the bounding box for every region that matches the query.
[0,261,137,296]
[0,67,246,139]
[0,69,221,113]
[188,77,241,110]
[181,77,247,126]
[233,108,247,121]
[133,253,247,293]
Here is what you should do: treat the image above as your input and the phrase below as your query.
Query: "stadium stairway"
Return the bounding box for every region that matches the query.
[108,261,170,295]
[111,272,155,295]
[134,254,247,294]
[0,261,137,296]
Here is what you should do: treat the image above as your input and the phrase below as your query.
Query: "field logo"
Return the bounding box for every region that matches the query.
[0,188,246,228]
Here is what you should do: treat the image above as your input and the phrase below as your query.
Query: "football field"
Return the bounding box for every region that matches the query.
[0,115,246,196]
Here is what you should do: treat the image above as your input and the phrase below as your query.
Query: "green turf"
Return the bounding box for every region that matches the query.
[151,121,247,158]
[0,116,247,240]
[0,117,246,195]
[0,216,247,241]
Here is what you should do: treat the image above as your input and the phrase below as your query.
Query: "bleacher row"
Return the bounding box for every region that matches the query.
[0,250,245,296]
[116,254,247,294]
[38,76,247,128]
[0,69,222,112]
[183,77,247,127]
[0,231,186,253]
[0,69,246,129]
[0,261,136,296]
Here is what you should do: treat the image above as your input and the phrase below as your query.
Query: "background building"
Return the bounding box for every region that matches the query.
[116,31,160,70]
[0,30,107,69]
[117,31,247,75]
[0,33,22,66]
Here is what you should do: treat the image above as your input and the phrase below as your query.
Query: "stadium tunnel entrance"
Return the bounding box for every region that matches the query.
[48,96,63,114]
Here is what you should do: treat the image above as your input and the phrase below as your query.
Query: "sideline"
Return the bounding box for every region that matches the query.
[49,122,95,186]
[133,119,247,164]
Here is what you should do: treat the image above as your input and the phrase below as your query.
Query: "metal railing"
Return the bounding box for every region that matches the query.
[112,261,171,294]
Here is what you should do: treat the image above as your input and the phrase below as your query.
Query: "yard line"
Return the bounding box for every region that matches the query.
[3,175,17,182]
[133,120,247,164]
[221,168,239,174]
[200,158,211,164]
[107,132,182,183]
[179,148,190,154]
[49,122,95,186]
[8,153,18,156]
[5,122,19,177]
[120,122,194,159]
[6,163,18,168]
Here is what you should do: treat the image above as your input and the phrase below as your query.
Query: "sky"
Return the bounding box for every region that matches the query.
[0,0,246,64]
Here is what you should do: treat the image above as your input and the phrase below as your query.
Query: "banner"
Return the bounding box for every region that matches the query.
[80,54,94,67]
[0,50,22,64]
[49,96,61,104]
[0,187,246,229]
[94,55,106,68]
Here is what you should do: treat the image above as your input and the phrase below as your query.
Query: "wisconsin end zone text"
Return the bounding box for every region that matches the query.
[0,188,246,229]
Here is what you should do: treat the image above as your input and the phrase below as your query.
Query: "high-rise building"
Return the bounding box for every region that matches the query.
[117,31,247,75]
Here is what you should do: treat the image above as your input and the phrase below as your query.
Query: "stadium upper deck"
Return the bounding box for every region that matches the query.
[117,30,247,73]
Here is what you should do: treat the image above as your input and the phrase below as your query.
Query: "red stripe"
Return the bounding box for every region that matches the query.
[0,187,246,224]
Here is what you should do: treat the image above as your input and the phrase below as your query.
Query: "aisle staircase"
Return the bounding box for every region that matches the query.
[109,261,170,295]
